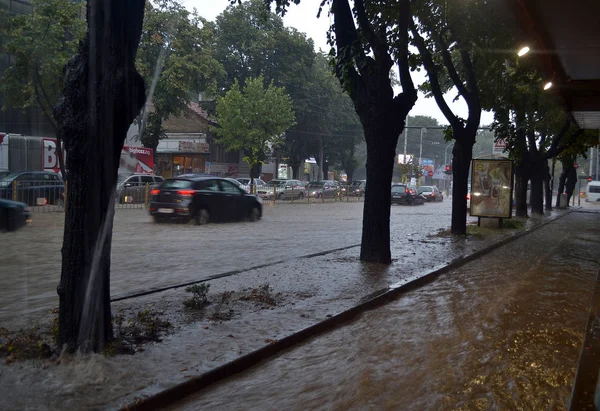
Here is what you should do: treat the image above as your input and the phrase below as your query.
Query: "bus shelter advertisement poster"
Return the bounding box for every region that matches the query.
[470,159,513,218]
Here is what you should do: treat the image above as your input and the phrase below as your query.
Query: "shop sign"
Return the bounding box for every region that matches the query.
[178,140,209,153]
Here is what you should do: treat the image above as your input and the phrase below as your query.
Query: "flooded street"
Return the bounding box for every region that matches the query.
[0,201,462,329]
[172,212,600,410]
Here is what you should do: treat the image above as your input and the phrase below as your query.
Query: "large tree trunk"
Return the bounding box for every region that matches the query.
[450,137,473,235]
[361,123,398,263]
[54,0,146,353]
[565,164,577,205]
[544,160,552,211]
[530,157,545,215]
[514,172,529,217]
[556,165,567,208]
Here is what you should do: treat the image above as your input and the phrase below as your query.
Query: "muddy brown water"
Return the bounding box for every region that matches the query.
[172,212,600,410]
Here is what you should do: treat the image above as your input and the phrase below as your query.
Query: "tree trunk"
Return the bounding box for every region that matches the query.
[54,0,146,353]
[556,166,567,208]
[530,157,545,215]
[544,161,552,211]
[317,136,324,180]
[565,165,577,205]
[361,124,398,263]
[323,158,329,180]
[450,137,474,235]
[290,157,302,181]
[514,172,529,217]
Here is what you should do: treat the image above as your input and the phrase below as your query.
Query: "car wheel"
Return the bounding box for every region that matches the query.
[153,216,165,224]
[194,209,210,225]
[278,192,286,201]
[249,206,261,222]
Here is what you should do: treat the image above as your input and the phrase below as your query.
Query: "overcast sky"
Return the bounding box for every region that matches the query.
[182,0,494,126]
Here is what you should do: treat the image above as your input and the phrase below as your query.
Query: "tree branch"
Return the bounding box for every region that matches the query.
[354,0,392,72]
[395,0,416,107]
[435,31,470,99]
[331,0,364,104]
[544,118,571,159]
[409,20,460,130]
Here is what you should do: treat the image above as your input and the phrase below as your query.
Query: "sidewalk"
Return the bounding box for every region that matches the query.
[0,209,578,410]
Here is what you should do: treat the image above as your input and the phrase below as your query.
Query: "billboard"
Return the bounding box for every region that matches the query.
[121,145,154,174]
[470,159,513,218]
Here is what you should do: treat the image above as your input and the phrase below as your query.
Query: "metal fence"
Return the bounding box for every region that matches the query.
[3,181,364,213]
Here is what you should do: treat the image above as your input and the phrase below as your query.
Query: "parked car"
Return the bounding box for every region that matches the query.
[391,184,425,205]
[149,176,262,224]
[0,198,31,232]
[0,170,11,181]
[117,173,164,204]
[586,181,600,202]
[235,177,266,194]
[307,181,339,199]
[418,186,444,202]
[257,179,306,200]
[348,180,367,196]
[0,171,64,206]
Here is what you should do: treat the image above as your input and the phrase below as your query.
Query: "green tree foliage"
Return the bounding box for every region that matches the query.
[409,0,512,234]
[212,0,361,178]
[213,76,295,181]
[0,0,85,130]
[136,0,223,152]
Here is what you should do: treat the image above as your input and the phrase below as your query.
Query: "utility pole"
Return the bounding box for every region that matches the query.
[403,116,408,166]
[419,127,427,166]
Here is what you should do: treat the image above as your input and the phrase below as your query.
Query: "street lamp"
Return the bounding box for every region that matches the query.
[419,127,427,166]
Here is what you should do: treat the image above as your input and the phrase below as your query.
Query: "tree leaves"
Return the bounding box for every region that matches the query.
[0,0,85,128]
[213,76,295,171]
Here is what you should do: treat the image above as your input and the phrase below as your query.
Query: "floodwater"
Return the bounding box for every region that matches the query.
[173,212,600,410]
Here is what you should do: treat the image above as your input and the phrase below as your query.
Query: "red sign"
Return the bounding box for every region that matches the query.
[573,162,579,169]
[121,145,154,174]
[427,171,434,177]
[42,138,65,174]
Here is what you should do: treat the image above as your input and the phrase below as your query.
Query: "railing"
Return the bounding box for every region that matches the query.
[3,181,364,213]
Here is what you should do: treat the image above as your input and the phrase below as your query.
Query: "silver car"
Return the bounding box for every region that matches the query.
[257,179,306,200]
[117,173,164,203]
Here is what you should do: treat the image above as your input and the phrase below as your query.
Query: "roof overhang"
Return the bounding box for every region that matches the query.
[507,0,600,129]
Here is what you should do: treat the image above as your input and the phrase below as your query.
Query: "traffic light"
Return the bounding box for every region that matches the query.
[444,164,452,175]
[589,176,593,182]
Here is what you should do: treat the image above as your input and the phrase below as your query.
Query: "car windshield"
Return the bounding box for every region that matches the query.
[0,172,18,181]
[391,185,406,192]
[266,180,286,186]
[161,179,193,189]
[420,187,433,192]
[350,181,364,187]
[237,178,250,185]
[309,182,324,187]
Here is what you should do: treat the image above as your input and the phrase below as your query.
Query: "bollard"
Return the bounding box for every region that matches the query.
[307,187,310,204]
[12,180,17,201]
[145,182,149,209]
[346,187,349,202]
[64,180,68,210]
[321,186,325,203]
[291,185,294,204]
[273,186,277,205]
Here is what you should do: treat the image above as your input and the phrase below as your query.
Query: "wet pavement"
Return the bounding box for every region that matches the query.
[1,200,463,328]
[170,211,600,410]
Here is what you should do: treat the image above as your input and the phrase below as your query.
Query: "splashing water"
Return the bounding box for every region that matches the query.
[77,191,117,351]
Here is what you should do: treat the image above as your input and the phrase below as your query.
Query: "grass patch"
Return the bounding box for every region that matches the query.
[0,327,54,364]
[183,283,210,310]
[240,283,278,307]
[502,219,525,229]
[105,309,172,356]
[208,291,235,322]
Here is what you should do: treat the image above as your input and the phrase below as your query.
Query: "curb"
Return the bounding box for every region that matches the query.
[111,243,360,302]
[119,210,573,411]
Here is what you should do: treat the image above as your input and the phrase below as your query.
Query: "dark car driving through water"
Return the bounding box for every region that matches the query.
[149,176,262,224]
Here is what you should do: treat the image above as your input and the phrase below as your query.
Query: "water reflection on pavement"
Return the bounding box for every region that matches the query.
[173,212,600,410]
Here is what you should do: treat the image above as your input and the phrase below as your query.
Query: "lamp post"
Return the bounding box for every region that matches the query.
[419,127,427,166]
